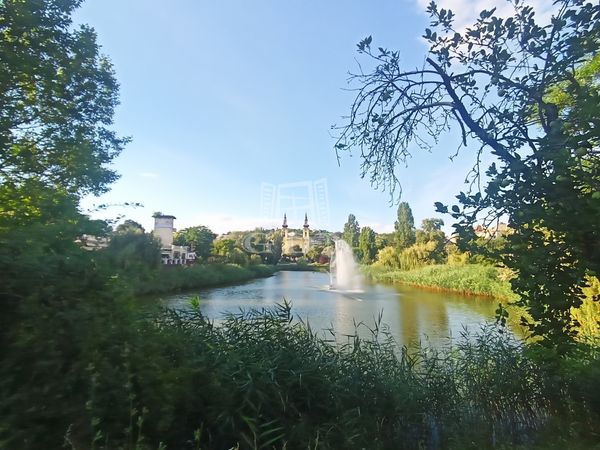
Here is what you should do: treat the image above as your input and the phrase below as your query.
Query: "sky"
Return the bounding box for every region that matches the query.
[75,0,552,235]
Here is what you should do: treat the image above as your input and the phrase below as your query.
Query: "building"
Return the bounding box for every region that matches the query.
[152,214,196,265]
[281,213,311,256]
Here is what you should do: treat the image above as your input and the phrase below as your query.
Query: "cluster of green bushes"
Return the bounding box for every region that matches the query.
[364,263,516,300]
[128,263,278,296]
[99,224,278,296]
[3,298,600,450]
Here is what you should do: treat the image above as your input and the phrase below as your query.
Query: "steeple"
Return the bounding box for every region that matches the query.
[302,212,310,254]
[282,213,288,228]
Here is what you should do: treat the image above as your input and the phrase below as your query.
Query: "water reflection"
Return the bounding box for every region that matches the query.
[160,270,499,348]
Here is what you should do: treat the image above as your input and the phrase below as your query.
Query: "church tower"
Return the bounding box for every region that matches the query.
[282,213,289,255]
[302,213,310,255]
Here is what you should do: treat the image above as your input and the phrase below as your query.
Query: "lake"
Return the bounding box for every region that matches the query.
[158,270,504,347]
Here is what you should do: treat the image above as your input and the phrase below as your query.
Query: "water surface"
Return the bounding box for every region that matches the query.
[160,270,500,347]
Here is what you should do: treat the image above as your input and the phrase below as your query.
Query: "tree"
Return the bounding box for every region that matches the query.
[376,246,401,268]
[306,245,324,262]
[0,0,126,329]
[270,230,283,264]
[394,202,415,250]
[359,226,377,264]
[212,239,236,257]
[421,218,444,233]
[375,232,395,250]
[416,218,447,264]
[342,214,360,248]
[336,1,600,349]
[0,3,130,446]
[228,247,249,266]
[0,0,127,222]
[115,220,145,234]
[104,231,161,272]
[174,225,217,260]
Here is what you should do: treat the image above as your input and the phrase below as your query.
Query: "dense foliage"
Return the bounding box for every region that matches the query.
[395,202,416,250]
[173,226,217,260]
[342,213,360,248]
[365,263,515,300]
[336,0,600,349]
[0,0,127,203]
[358,226,377,263]
[4,301,600,449]
[0,0,127,350]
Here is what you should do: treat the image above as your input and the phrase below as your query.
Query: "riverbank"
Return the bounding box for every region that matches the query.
[276,262,329,272]
[364,264,600,341]
[125,263,278,296]
[363,263,516,300]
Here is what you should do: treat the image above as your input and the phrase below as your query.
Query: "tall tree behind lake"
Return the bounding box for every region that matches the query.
[395,202,415,251]
[342,213,360,248]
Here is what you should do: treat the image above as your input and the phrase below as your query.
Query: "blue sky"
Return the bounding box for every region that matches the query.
[75,0,544,234]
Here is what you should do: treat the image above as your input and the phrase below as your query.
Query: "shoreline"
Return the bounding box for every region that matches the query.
[130,263,279,297]
[387,280,503,299]
[132,263,330,298]
[362,263,515,301]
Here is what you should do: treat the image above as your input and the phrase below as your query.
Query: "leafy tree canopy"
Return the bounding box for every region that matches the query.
[212,238,236,257]
[416,218,447,263]
[337,0,600,349]
[115,219,144,234]
[0,0,126,329]
[269,230,283,264]
[395,202,416,250]
[422,218,444,233]
[0,0,127,226]
[174,225,217,259]
[342,213,360,248]
[359,226,377,264]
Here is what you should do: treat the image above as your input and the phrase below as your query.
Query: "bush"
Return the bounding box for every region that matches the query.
[365,263,516,299]
[119,263,277,296]
[296,256,309,267]
[375,246,401,268]
[228,247,249,266]
[249,254,263,265]
[5,300,597,449]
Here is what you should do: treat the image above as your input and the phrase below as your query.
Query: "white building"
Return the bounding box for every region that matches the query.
[152,214,196,265]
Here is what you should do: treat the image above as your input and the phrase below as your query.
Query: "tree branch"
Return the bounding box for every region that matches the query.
[426,57,518,164]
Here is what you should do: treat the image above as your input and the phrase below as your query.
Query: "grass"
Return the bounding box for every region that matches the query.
[116,263,278,296]
[5,300,599,450]
[363,263,516,300]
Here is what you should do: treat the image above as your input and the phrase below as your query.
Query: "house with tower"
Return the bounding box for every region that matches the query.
[281,213,311,257]
[152,213,196,265]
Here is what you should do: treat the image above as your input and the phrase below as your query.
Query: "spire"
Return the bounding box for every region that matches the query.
[282,213,288,228]
[303,212,309,228]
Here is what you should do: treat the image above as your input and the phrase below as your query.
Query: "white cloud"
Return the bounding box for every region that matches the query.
[414,0,555,31]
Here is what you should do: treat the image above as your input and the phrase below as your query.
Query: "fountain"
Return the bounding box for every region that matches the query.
[329,239,363,292]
